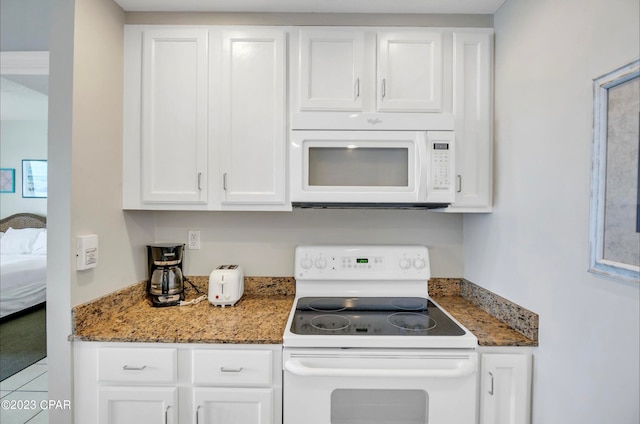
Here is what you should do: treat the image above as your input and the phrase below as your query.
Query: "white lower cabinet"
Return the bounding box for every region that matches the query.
[98,386,178,424]
[479,348,533,424]
[193,388,273,424]
[74,342,282,424]
[191,348,275,424]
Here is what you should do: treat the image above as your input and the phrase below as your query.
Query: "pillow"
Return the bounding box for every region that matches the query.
[31,229,47,255]
[0,227,44,255]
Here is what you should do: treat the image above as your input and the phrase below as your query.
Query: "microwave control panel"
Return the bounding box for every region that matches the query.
[431,142,451,189]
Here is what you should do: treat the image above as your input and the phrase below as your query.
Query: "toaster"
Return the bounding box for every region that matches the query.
[208,265,244,307]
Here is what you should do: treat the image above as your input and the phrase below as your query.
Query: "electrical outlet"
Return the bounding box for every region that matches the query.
[188,230,201,250]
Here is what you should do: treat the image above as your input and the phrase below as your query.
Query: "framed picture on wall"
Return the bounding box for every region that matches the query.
[22,159,47,198]
[589,58,640,283]
[0,168,16,193]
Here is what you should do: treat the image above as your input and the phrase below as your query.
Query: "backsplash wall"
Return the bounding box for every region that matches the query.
[151,208,464,278]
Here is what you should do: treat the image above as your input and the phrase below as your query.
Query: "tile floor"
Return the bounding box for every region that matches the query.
[0,358,48,424]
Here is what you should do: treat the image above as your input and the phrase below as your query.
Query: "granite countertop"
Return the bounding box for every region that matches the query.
[72,277,295,344]
[71,277,538,347]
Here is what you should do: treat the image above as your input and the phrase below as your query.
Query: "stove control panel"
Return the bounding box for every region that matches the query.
[295,245,430,280]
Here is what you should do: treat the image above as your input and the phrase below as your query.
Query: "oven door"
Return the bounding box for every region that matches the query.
[283,348,477,424]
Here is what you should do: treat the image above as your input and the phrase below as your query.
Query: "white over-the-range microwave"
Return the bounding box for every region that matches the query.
[290,130,455,209]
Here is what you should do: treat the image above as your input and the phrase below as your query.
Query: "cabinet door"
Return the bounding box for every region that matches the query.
[377,31,443,112]
[216,29,287,207]
[98,386,177,424]
[298,29,365,111]
[449,31,493,212]
[141,29,208,204]
[193,388,273,424]
[480,354,532,424]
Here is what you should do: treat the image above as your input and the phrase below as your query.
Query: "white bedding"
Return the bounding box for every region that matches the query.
[0,254,47,318]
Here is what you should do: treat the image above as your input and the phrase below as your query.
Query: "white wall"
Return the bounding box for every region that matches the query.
[463,0,640,423]
[154,209,463,278]
[69,0,153,306]
[0,120,47,218]
[47,0,76,420]
[48,0,133,422]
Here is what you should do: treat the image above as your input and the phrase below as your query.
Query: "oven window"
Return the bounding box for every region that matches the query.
[308,147,409,187]
[331,389,428,424]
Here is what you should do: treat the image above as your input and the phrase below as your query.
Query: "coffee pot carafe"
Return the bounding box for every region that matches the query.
[147,244,185,307]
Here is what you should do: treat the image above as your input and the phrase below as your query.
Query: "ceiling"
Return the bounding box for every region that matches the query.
[1,0,49,121]
[113,0,506,14]
[0,0,50,52]
[0,76,48,121]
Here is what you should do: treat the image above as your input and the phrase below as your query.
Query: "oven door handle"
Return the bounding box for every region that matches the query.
[284,359,476,378]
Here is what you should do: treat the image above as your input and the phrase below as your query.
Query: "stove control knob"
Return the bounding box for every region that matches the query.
[300,257,313,270]
[399,258,412,269]
[315,257,327,269]
[413,258,426,270]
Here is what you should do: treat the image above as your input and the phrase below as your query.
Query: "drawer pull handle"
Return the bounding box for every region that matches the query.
[220,366,243,373]
[122,365,146,371]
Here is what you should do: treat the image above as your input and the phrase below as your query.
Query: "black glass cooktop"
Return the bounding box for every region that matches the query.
[290,297,466,336]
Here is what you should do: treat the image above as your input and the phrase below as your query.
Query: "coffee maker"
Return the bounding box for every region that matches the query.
[147,243,185,307]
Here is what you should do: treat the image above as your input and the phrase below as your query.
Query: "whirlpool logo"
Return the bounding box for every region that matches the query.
[367,118,383,125]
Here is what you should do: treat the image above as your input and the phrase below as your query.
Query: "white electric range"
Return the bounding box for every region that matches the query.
[283,245,478,424]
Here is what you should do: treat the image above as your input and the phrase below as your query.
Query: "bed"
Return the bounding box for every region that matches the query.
[0,213,47,319]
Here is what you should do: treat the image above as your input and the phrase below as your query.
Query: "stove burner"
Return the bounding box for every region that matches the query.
[307,298,348,312]
[310,315,351,331]
[387,312,437,332]
[389,298,428,311]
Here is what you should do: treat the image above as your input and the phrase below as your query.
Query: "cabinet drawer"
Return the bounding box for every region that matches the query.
[192,349,273,386]
[97,347,177,384]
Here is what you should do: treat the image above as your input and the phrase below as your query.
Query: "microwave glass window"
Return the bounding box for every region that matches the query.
[331,389,428,424]
[308,147,409,187]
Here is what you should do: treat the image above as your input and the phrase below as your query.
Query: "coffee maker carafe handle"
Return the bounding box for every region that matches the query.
[162,268,169,294]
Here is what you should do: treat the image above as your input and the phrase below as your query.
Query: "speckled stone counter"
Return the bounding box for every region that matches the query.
[430,278,538,347]
[72,277,295,344]
[71,277,538,347]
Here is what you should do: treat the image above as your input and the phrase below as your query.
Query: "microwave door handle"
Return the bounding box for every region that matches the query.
[284,359,475,378]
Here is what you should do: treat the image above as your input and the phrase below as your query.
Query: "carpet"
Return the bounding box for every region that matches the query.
[0,304,47,381]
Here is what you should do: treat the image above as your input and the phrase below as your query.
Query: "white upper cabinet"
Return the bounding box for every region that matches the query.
[123,25,492,213]
[123,26,289,211]
[442,30,493,212]
[125,28,209,207]
[296,28,443,115]
[298,30,365,111]
[212,29,287,208]
[377,31,443,112]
